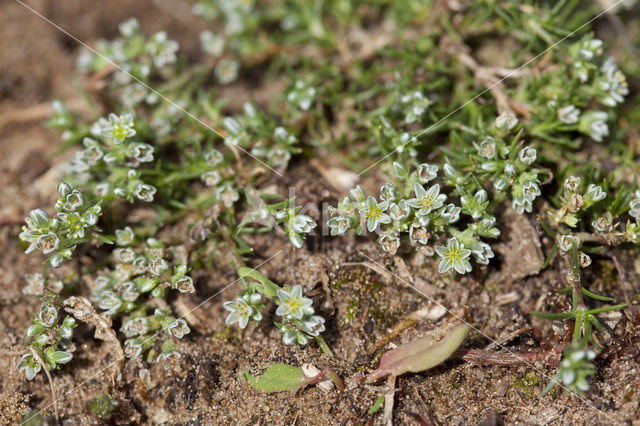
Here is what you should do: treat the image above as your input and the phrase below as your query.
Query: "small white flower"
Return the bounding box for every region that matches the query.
[199,30,225,57]
[495,112,518,130]
[564,176,582,193]
[167,319,190,338]
[584,184,606,204]
[132,143,154,163]
[416,163,438,183]
[118,17,140,37]
[100,113,136,143]
[38,305,58,328]
[150,258,169,276]
[134,183,157,202]
[471,242,494,265]
[475,137,497,159]
[557,105,580,124]
[276,285,314,320]
[83,144,104,166]
[216,183,239,208]
[493,177,508,192]
[518,147,537,166]
[215,59,239,85]
[63,190,84,211]
[287,81,316,111]
[205,149,224,167]
[579,111,609,142]
[522,180,541,202]
[328,216,350,235]
[174,275,195,293]
[503,162,516,177]
[359,196,390,232]
[389,200,410,221]
[558,234,581,254]
[435,238,472,274]
[599,57,628,107]
[115,226,135,246]
[512,195,533,214]
[122,317,149,337]
[201,170,221,186]
[149,31,179,68]
[379,233,400,254]
[408,183,446,216]
[35,233,60,254]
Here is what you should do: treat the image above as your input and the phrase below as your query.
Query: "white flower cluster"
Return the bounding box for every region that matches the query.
[274,208,317,249]
[77,18,179,108]
[328,163,498,273]
[93,244,194,360]
[224,102,300,169]
[69,113,158,203]
[564,37,628,143]
[554,344,596,396]
[396,90,432,124]
[551,176,607,228]
[224,274,325,347]
[445,115,543,215]
[197,147,243,209]
[18,304,76,380]
[286,80,317,111]
[20,183,102,267]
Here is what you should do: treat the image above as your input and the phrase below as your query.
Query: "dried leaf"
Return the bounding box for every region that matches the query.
[365,323,469,383]
[63,296,124,383]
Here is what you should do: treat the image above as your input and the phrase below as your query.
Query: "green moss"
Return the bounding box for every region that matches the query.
[597,259,617,286]
[513,370,541,398]
[344,291,361,325]
[86,393,116,420]
[331,272,355,289]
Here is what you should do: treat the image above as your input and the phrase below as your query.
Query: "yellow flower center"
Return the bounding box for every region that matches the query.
[418,196,434,210]
[367,206,382,220]
[445,247,463,262]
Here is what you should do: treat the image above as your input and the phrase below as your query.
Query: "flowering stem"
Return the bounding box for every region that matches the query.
[30,347,58,420]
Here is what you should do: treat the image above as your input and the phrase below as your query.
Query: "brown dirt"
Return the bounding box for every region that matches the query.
[1,1,639,425]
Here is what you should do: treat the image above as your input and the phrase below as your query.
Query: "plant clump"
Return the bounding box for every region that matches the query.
[11,0,640,422]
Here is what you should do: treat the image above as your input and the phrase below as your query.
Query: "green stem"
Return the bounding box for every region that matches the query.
[570,247,586,309]
[573,309,583,341]
[238,267,281,299]
[315,335,333,358]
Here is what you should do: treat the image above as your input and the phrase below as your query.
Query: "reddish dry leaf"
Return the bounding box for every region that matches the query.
[365,323,470,383]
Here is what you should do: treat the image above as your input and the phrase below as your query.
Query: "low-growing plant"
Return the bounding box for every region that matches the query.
[12,0,639,419]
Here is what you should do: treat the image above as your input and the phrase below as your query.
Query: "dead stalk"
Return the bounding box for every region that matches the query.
[382,375,396,426]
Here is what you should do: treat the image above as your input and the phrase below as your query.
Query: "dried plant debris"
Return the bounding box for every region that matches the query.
[365,322,470,383]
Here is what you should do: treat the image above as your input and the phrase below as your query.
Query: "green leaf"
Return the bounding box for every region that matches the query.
[365,323,469,383]
[368,396,385,414]
[46,348,72,365]
[530,310,575,320]
[243,363,306,393]
[238,267,281,299]
[580,287,613,302]
[96,235,114,244]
